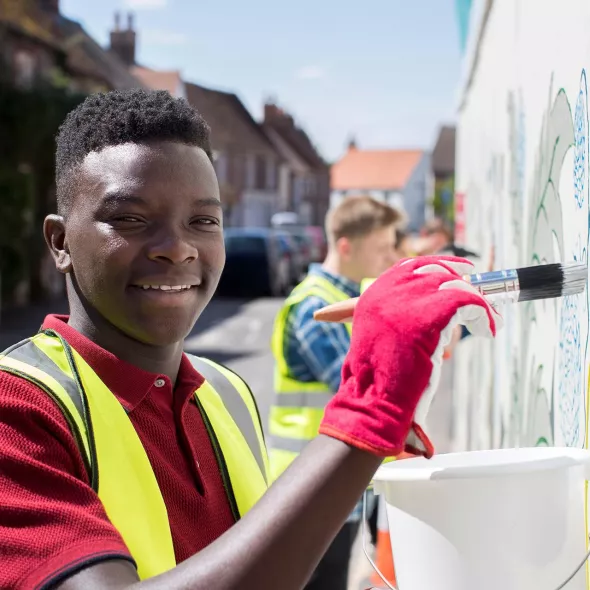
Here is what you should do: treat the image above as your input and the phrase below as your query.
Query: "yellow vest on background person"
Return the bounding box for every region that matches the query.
[269,274,353,481]
[0,330,268,580]
[360,278,376,293]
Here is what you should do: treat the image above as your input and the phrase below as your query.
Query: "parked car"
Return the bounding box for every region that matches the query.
[303,226,327,263]
[288,231,314,274]
[273,230,306,287]
[219,228,291,297]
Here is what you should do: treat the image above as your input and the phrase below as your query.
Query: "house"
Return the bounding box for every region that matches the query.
[54,10,142,93]
[330,140,431,232]
[114,15,283,228]
[185,83,283,227]
[0,0,65,88]
[430,125,456,223]
[0,1,145,306]
[0,2,143,93]
[262,102,330,227]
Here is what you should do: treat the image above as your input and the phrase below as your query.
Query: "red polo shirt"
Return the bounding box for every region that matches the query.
[0,315,236,589]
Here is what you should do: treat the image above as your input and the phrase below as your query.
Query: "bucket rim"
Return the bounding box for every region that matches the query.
[373,447,590,482]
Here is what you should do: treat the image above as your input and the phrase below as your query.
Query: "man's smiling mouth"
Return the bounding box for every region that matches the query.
[137,285,194,291]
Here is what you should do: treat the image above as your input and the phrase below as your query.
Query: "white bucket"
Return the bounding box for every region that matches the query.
[372,447,590,590]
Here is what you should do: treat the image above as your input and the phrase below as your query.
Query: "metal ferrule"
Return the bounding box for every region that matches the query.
[463,269,521,303]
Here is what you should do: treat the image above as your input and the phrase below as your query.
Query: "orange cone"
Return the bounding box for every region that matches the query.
[370,495,396,587]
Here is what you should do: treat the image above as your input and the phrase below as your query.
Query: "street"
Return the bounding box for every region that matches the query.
[0,294,454,590]
[184,295,282,431]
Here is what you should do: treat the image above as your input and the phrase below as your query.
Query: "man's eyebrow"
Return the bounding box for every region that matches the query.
[101,193,145,206]
[196,196,222,208]
[100,194,222,208]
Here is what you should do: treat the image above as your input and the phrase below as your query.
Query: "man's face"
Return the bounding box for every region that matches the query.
[54,141,225,346]
[348,226,397,281]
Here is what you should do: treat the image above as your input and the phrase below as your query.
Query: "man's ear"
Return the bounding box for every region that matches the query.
[43,214,72,274]
[335,236,352,259]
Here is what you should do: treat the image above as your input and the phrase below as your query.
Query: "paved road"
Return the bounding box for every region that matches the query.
[184,295,282,432]
[1,294,454,590]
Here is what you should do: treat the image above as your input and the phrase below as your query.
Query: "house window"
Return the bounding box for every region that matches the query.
[254,154,266,190]
[214,151,228,184]
[266,157,277,190]
[14,51,36,89]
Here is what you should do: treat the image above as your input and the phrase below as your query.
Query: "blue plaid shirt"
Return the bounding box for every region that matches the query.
[284,265,360,392]
[283,264,372,521]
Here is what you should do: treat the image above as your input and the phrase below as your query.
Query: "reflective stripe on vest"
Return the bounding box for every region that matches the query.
[269,274,353,480]
[0,331,268,580]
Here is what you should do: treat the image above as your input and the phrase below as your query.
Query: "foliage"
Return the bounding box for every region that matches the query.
[0,79,86,302]
[432,174,455,225]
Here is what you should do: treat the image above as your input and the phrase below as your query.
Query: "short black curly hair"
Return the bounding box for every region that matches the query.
[55,88,212,215]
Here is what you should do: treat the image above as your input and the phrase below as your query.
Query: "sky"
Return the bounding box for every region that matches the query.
[61,0,463,162]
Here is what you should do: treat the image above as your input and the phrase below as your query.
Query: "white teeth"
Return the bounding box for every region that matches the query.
[139,285,191,291]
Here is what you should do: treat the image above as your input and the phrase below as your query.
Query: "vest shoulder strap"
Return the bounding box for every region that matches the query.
[0,334,96,487]
[186,355,267,483]
[287,274,350,306]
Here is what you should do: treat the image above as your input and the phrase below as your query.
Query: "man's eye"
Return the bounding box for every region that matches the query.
[192,217,219,226]
[113,216,142,223]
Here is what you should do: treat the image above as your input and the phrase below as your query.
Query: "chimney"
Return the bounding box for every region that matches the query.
[37,0,59,15]
[38,0,60,14]
[109,11,137,67]
[264,101,295,127]
[347,136,358,151]
[264,102,282,123]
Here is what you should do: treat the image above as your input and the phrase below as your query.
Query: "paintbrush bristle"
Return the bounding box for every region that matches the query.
[516,263,586,302]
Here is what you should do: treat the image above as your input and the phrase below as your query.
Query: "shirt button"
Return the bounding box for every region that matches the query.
[154,378,166,388]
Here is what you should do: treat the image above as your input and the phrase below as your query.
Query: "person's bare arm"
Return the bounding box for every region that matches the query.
[57,436,381,590]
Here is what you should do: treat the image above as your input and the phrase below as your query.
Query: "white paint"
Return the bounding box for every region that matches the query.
[453,0,590,563]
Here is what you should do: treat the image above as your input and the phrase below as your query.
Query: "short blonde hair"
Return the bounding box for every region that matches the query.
[325,195,402,244]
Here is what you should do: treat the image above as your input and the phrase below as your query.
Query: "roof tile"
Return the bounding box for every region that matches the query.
[330,148,423,191]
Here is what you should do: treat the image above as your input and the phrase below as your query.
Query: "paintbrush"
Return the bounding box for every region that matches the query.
[313,262,588,323]
[466,262,587,303]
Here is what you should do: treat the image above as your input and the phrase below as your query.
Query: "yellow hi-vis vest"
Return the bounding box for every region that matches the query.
[269,274,353,480]
[360,277,376,292]
[0,329,269,580]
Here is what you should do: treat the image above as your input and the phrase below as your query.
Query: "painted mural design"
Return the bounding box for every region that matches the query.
[454,70,590,452]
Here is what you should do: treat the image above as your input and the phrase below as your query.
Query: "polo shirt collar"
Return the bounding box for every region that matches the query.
[41,315,203,412]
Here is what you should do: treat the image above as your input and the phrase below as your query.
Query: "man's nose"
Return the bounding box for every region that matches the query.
[147,228,199,265]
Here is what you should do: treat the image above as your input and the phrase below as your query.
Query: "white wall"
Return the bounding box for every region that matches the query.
[453,0,590,457]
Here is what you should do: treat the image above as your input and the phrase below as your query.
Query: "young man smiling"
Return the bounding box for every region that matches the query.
[0,89,501,590]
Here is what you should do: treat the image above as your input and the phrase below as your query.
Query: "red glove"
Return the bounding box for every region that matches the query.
[314,256,502,458]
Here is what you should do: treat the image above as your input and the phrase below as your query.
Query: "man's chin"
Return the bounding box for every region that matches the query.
[129,326,194,348]
[122,308,203,348]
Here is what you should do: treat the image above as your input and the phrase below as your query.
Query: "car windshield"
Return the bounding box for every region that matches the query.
[224,235,267,255]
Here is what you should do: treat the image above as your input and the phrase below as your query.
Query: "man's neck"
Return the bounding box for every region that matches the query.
[321,253,359,284]
[66,286,184,384]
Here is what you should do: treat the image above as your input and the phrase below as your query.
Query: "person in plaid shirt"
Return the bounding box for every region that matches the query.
[271,195,401,590]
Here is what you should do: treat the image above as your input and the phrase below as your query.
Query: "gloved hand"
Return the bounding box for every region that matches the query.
[313,256,502,458]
